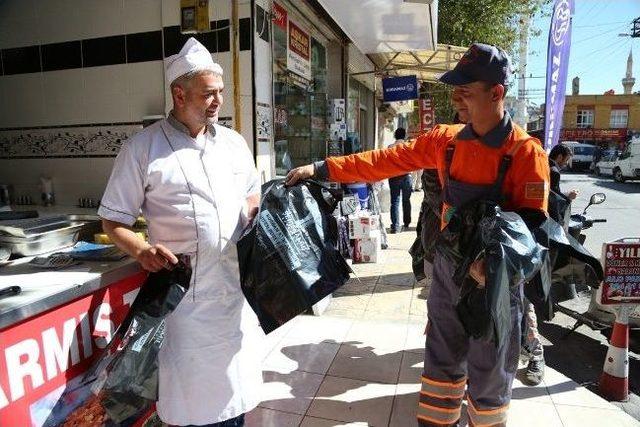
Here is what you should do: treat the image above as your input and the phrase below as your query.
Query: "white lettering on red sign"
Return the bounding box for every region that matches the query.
[0,279,143,411]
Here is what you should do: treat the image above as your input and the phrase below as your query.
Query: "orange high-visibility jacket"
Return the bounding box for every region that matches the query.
[324,123,550,227]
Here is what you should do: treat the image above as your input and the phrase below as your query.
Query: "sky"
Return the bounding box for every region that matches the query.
[517,0,640,106]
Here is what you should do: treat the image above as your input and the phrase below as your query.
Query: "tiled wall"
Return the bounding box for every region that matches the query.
[0,0,257,206]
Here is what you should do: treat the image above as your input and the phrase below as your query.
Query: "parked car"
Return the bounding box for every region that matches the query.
[611,141,640,182]
[562,141,596,171]
[594,150,618,176]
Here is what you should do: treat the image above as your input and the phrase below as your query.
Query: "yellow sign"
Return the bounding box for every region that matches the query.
[180,0,210,33]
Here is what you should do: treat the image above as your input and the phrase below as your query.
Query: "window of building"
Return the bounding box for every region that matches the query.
[610,109,628,128]
[576,109,594,128]
[272,16,328,176]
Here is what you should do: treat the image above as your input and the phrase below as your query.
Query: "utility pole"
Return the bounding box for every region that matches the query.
[515,13,530,129]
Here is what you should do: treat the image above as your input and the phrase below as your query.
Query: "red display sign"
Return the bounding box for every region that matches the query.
[0,272,147,426]
[419,98,435,133]
[288,20,310,60]
[272,2,287,30]
[601,240,640,305]
[561,128,627,141]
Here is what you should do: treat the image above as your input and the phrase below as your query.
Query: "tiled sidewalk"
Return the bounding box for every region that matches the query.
[246,193,639,427]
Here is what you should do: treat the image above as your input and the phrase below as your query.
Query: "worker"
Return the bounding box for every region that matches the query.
[286,43,550,427]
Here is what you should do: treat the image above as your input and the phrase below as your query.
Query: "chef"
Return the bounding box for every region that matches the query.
[98,38,264,427]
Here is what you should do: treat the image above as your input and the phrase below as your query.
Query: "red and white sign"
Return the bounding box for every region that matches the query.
[287,19,311,81]
[600,239,640,305]
[419,98,435,133]
[561,128,627,141]
[0,272,147,426]
[272,2,287,30]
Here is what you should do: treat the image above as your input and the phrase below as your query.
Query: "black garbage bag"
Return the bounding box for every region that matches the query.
[410,169,441,281]
[44,256,192,426]
[438,202,547,348]
[238,179,351,334]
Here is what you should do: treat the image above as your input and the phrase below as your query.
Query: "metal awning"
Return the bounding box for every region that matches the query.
[316,0,439,53]
[366,44,468,83]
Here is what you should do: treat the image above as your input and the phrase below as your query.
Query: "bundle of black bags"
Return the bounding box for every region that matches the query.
[238,179,351,334]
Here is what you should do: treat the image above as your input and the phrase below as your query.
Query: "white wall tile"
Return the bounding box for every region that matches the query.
[239,50,252,97]
[36,0,84,45]
[240,94,254,152]
[161,0,181,27]
[0,74,46,128]
[211,0,232,21]
[83,65,130,123]
[123,0,162,34]
[42,69,86,126]
[127,61,166,120]
[77,0,125,40]
[0,0,40,48]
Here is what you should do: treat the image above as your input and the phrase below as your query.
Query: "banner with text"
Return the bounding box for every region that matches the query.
[544,0,574,149]
[287,19,311,81]
[382,75,418,103]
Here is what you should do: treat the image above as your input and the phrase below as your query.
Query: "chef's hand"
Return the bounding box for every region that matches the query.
[469,258,486,288]
[246,193,260,224]
[285,164,315,186]
[136,244,178,272]
[567,189,579,200]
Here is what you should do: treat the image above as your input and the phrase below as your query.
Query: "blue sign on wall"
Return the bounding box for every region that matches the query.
[382,75,419,102]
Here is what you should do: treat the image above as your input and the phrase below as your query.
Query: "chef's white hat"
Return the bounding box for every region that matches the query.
[165,37,223,85]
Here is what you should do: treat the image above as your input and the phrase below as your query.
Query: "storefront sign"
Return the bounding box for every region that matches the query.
[561,128,627,141]
[419,98,435,133]
[287,20,311,81]
[543,0,574,149]
[0,273,147,426]
[600,240,640,305]
[382,75,418,103]
[272,2,287,30]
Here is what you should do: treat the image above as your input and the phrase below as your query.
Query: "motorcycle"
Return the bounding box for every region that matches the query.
[551,193,640,343]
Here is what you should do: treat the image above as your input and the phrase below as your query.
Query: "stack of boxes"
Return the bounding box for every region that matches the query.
[348,211,381,263]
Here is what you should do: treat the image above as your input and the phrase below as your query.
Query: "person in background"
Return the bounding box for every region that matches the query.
[387,127,413,233]
[286,43,550,427]
[98,38,263,427]
[549,143,579,202]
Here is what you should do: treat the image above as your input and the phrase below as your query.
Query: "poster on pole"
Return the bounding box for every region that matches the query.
[287,19,311,81]
[543,0,573,149]
[599,239,640,305]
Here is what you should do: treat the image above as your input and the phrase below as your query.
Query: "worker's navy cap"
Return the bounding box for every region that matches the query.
[439,43,512,86]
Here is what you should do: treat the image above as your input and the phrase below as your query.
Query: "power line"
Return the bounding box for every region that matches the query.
[574,20,630,29]
[573,22,630,45]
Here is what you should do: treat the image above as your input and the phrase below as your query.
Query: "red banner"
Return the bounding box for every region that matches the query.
[288,20,310,60]
[0,272,147,426]
[601,241,640,305]
[561,128,627,141]
[272,2,287,30]
[419,98,435,133]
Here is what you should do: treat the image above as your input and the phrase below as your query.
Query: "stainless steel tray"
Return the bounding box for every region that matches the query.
[0,215,102,256]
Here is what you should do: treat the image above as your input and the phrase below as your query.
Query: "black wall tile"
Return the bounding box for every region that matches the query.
[239,18,251,51]
[214,19,230,52]
[0,50,4,76]
[82,35,126,67]
[126,30,163,63]
[256,5,270,43]
[2,45,41,75]
[41,41,81,71]
[163,26,187,57]
[194,31,218,53]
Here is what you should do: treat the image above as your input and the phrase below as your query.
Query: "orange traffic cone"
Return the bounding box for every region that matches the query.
[599,306,631,401]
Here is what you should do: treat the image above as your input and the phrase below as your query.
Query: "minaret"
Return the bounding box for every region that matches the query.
[622,50,635,94]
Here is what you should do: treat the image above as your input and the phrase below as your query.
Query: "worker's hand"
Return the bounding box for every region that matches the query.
[246,193,260,224]
[567,189,579,200]
[285,164,315,186]
[136,244,178,272]
[469,258,486,288]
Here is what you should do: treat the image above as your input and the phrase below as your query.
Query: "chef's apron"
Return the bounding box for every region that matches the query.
[148,121,264,426]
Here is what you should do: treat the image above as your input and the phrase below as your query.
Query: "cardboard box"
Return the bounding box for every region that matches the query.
[327,99,346,124]
[353,230,381,263]
[348,212,380,239]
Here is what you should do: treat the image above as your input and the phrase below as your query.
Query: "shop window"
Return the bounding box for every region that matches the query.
[346,77,361,154]
[576,109,594,128]
[610,109,628,128]
[272,19,328,176]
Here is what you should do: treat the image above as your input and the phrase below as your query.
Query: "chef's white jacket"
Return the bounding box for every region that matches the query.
[98,115,265,425]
